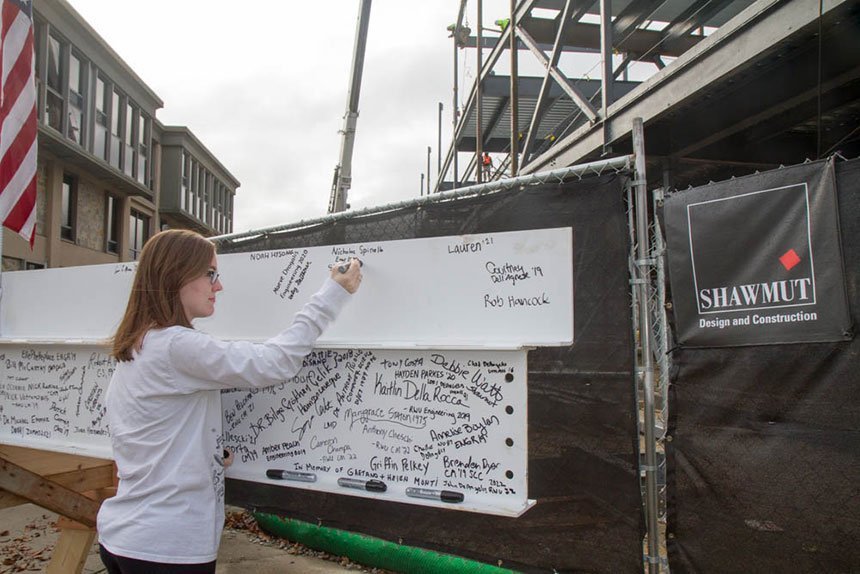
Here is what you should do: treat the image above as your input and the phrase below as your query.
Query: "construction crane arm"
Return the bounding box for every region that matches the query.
[328,0,373,214]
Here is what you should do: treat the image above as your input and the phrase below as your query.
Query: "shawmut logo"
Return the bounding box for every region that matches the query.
[698,276,813,311]
[688,183,817,315]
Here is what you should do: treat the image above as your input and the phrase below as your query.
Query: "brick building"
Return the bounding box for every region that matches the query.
[2,0,239,271]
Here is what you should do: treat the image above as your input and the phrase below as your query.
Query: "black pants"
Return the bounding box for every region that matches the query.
[99,544,216,574]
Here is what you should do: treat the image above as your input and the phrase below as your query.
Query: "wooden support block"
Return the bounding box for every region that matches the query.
[0,489,28,510]
[0,447,117,574]
[0,445,115,492]
[55,487,117,531]
[45,528,96,574]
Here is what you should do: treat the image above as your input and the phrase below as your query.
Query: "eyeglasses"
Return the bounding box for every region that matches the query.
[206,269,220,285]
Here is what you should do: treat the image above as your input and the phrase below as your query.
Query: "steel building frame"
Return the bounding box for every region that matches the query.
[437,0,858,192]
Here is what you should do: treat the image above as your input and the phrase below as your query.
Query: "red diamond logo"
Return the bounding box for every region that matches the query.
[779,249,801,271]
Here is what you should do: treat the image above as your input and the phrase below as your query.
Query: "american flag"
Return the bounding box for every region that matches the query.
[0,0,37,246]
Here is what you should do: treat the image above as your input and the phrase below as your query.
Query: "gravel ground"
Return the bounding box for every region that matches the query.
[0,509,56,573]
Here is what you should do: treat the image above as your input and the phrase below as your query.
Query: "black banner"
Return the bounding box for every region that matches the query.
[221,176,643,573]
[663,159,852,347]
[665,157,860,573]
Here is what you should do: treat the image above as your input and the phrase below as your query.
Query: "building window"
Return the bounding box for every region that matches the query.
[197,165,204,219]
[129,209,149,260]
[215,183,223,233]
[68,52,85,144]
[123,102,135,177]
[33,20,43,107]
[110,89,121,168]
[106,194,120,254]
[180,150,189,211]
[202,171,209,224]
[46,34,64,132]
[94,76,108,160]
[191,159,199,218]
[2,256,23,272]
[61,174,76,241]
[137,115,149,186]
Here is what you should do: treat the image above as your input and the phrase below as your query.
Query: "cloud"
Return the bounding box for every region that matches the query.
[65,0,516,231]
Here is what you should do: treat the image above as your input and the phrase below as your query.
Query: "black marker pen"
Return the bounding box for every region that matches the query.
[266,469,317,483]
[406,487,464,503]
[336,259,363,273]
[337,477,387,492]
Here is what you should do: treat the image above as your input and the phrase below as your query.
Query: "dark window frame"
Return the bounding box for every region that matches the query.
[137,114,149,186]
[109,88,121,169]
[128,209,150,260]
[45,32,65,133]
[105,193,121,254]
[94,74,109,160]
[61,174,77,242]
[123,101,135,177]
[67,49,86,145]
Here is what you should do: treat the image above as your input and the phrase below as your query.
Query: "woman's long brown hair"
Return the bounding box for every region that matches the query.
[111,229,215,362]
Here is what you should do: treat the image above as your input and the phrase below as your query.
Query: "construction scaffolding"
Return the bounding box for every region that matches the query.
[436,0,859,192]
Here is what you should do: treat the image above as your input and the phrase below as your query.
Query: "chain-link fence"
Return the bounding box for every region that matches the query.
[625,177,671,574]
[219,157,653,572]
[214,156,634,252]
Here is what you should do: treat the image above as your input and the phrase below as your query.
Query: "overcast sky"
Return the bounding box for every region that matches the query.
[64,0,525,234]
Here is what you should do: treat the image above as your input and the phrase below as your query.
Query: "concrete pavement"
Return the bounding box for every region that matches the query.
[0,504,383,573]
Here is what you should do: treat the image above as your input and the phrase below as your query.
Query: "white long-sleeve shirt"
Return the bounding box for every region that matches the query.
[97,278,350,564]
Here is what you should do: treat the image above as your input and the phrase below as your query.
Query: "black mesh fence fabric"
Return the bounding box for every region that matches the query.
[221,175,643,573]
[664,158,860,573]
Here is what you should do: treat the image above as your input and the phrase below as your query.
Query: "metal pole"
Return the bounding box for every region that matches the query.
[453,34,459,190]
[653,187,670,422]
[509,0,518,176]
[600,0,613,114]
[476,0,484,184]
[420,173,425,196]
[437,102,443,180]
[633,117,660,574]
[600,0,614,155]
[427,146,432,193]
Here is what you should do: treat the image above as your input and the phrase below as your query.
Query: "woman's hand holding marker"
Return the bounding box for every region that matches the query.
[332,258,362,294]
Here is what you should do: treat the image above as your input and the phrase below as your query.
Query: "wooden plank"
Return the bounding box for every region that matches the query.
[0,456,100,527]
[46,529,96,574]
[0,445,115,492]
[49,464,115,493]
[55,487,117,530]
[0,449,115,574]
[0,490,28,509]
[0,445,112,476]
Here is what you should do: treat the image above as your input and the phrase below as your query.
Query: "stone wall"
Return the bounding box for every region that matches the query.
[76,179,105,251]
[35,161,47,235]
